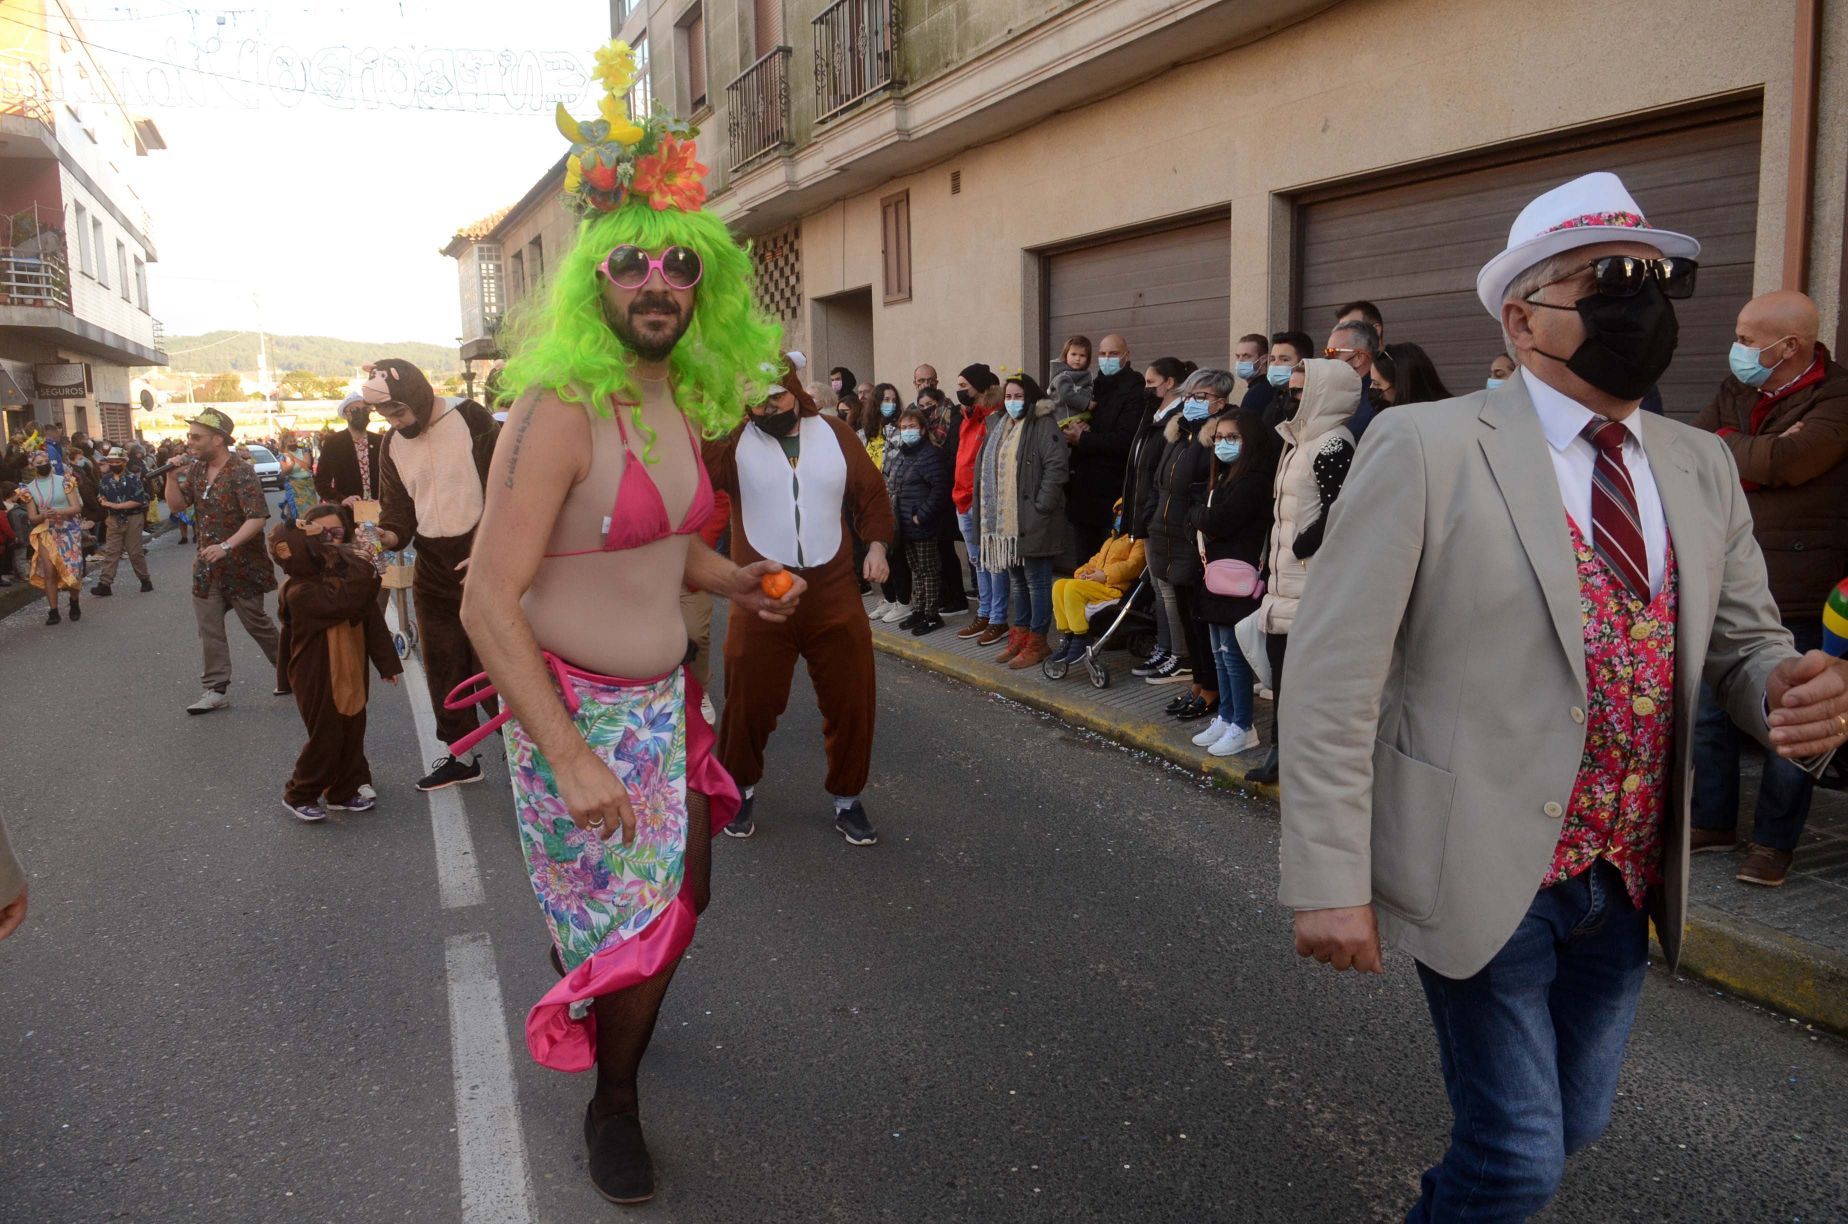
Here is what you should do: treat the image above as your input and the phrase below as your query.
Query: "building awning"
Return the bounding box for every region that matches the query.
[0,364,28,407]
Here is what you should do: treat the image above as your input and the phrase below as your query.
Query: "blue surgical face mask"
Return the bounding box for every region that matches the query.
[1486,378,1504,390]
[1097,357,1122,377]
[1182,396,1210,421]
[899,427,922,445]
[1214,438,1241,463]
[1266,363,1293,387]
[1235,360,1258,381]
[1003,398,1026,419]
[881,400,898,417]
[1728,340,1782,388]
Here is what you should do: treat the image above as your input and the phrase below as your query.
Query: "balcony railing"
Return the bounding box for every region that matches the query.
[0,248,71,311]
[813,0,900,123]
[726,47,793,172]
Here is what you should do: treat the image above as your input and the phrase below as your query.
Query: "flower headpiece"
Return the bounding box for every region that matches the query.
[556,40,710,215]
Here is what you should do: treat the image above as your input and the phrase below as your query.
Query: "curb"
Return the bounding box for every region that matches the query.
[872,628,1848,1038]
[0,579,42,622]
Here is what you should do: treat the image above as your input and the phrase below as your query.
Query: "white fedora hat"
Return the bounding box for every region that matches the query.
[1475,171,1699,317]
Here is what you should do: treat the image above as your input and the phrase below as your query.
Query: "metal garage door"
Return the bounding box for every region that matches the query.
[1044,217,1231,376]
[1295,109,1761,420]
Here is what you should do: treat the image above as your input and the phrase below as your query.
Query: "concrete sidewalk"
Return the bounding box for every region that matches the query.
[869,599,1848,1036]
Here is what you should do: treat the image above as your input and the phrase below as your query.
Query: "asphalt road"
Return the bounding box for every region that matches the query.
[1,535,1844,1222]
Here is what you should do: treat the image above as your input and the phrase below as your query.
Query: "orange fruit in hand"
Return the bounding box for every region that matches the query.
[760,570,794,599]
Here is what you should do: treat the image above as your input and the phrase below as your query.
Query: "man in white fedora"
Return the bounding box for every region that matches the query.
[1279,170,1847,1219]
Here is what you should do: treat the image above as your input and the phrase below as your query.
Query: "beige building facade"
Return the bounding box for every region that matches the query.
[458,0,1846,420]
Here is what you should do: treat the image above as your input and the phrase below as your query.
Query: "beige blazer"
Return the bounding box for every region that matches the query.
[0,812,23,909]
[1278,376,1799,978]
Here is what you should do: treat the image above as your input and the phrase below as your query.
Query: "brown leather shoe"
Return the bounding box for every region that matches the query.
[1009,631,1050,670]
[957,616,989,640]
[994,627,1025,663]
[1736,844,1793,887]
[977,622,1007,646]
[1689,827,1739,854]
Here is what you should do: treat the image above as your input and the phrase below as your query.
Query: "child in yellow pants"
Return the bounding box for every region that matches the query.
[1049,530,1145,665]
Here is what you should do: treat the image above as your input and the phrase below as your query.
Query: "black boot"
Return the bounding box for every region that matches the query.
[91,583,113,597]
[1246,743,1279,785]
[67,593,80,622]
[139,577,154,592]
[583,1104,655,1204]
[46,607,60,625]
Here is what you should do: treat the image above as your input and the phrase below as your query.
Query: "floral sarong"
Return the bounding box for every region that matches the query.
[445,655,738,1072]
[27,520,82,591]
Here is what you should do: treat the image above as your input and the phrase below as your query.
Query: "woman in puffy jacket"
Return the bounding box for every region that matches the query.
[1245,357,1362,785]
[971,373,1069,671]
[882,406,952,636]
[1185,408,1280,759]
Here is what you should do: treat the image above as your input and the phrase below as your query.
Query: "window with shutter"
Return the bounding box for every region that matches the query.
[881,191,911,305]
[754,0,784,60]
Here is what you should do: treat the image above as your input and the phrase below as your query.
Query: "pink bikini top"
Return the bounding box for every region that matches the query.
[545,406,715,557]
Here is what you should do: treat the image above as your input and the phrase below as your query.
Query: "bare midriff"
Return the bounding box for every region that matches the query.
[522,376,705,679]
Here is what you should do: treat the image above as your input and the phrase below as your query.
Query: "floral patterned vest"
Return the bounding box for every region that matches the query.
[1544,517,1677,906]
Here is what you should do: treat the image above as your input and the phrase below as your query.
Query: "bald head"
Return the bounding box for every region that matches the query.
[1735,290,1819,386]
[1097,334,1129,370]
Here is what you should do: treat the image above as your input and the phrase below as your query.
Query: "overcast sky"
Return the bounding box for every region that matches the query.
[68,0,608,349]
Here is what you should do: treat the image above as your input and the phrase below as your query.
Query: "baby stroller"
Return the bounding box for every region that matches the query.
[1043,574,1156,689]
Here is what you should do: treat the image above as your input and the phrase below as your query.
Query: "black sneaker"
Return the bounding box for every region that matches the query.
[909,613,945,636]
[417,755,481,792]
[90,583,112,597]
[938,601,969,618]
[835,801,878,846]
[1246,745,1280,785]
[898,608,925,632]
[583,1104,655,1205]
[139,577,154,592]
[723,791,756,839]
[1163,693,1190,715]
[1131,649,1168,677]
[1145,655,1190,685]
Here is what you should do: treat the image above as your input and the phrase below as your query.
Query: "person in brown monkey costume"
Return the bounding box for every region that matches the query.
[705,353,897,844]
[269,519,402,822]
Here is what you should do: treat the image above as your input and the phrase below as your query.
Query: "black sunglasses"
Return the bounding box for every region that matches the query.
[1533,255,1698,302]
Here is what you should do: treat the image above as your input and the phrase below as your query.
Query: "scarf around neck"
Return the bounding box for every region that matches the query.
[980,412,1026,572]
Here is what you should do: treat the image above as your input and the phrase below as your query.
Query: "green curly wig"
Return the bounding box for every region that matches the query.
[498,201,784,459]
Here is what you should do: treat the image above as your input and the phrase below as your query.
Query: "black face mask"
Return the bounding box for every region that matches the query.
[755,408,799,438]
[33,462,52,475]
[1532,279,1679,401]
[956,389,974,407]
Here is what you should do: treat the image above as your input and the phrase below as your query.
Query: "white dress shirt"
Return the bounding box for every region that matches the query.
[1522,368,1669,597]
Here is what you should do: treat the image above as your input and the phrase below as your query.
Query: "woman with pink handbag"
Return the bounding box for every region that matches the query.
[1186,409,1281,758]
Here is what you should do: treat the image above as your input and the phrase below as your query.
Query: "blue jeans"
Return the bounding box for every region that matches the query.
[1409,860,1648,1222]
[1691,617,1820,852]
[958,510,1007,623]
[1207,623,1254,729]
[1007,556,1055,634]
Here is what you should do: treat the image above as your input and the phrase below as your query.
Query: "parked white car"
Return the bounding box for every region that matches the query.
[243,444,283,491]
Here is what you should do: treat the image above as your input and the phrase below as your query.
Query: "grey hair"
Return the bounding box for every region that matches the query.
[1499,251,1584,358]
[1331,319,1379,354]
[1193,368,1238,401]
[1176,367,1214,394]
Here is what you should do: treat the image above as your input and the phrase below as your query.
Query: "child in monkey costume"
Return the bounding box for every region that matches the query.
[705,356,896,844]
[270,520,402,822]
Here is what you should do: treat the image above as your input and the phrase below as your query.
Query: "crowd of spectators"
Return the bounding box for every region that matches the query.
[829,287,1846,886]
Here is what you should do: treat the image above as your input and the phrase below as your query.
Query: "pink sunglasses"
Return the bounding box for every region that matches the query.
[598,244,704,291]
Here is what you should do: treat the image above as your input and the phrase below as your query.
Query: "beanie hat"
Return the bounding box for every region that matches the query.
[959,363,998,392]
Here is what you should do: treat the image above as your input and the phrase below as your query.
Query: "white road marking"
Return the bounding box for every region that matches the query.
[445,932,538,1224]
[397,630,487,910]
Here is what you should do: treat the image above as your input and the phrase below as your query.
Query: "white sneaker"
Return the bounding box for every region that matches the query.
[700,692,717,725]
[1209,724,1258,757]
[186,689,230,715]
[868,599,891,620]
[357,783,377,802]
[1191,717,1230,747]
[881,603,912,624]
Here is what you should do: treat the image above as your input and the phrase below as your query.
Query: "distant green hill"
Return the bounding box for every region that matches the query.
[159,332,459,377]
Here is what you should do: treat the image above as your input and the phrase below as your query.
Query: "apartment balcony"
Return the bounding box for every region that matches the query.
[727,47,794,173]
[0,247,70,310]
[813,0,900,124]
[0,243,164,367]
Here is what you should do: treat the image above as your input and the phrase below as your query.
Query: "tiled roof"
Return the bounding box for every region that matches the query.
[440,205,514,256]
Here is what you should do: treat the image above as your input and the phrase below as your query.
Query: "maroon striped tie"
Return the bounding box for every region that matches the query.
[1581,418,1648,601]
